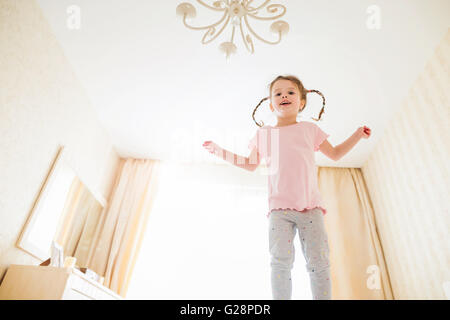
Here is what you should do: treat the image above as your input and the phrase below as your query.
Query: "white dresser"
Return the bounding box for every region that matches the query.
[0,264,123,300]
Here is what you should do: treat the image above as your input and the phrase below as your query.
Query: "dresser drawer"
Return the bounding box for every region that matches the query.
[0,265,122,300]
[63,288,93,300]
[68,272,119,300]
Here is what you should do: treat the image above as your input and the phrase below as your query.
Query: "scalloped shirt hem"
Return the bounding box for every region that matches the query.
[267,206,327,218]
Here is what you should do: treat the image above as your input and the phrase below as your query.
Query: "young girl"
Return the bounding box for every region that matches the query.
[202,75,371,300]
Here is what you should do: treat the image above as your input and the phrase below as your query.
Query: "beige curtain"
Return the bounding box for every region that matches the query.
[317,167,394,299]
[87,158,162,297]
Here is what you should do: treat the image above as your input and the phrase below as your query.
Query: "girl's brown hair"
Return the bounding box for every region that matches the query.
[251,75,326,127]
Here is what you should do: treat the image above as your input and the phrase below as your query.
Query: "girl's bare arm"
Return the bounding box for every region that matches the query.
[334,126,371,161]
[202,141,259,172]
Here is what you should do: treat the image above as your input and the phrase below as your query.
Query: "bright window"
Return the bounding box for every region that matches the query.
[126,161,312,299]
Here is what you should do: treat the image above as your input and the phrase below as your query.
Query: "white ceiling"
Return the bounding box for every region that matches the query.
[36,0,450,168]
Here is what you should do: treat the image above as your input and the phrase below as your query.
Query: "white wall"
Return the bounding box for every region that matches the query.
[0,0,120,281]
[361,29,450,299]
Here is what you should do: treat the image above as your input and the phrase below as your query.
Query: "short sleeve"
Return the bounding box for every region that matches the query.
[314,124,330,152]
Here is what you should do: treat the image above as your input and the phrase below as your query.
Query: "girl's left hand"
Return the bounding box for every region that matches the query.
[358,126,371,139]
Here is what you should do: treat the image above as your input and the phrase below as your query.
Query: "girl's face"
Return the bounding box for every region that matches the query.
[269,79,305,117]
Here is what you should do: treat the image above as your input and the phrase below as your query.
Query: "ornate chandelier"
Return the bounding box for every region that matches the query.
[176,0,290,58]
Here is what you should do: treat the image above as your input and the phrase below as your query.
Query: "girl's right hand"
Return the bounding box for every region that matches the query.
[202,141,222,155]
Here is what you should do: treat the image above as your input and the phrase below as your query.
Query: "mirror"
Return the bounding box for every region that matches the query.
[17,146,106,269]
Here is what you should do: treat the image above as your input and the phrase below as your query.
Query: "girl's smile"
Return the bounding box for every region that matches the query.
[280,100,292,107]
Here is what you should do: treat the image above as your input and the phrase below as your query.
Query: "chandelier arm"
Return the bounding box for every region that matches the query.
[247,4,286,20]
[196,0,227,11]
[239,20,254,53]
[182,10,228,31]
[201,14,231,44]
[243,15,281,45]
[245,0,271,13]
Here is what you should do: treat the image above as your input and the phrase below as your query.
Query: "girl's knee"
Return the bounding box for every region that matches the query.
[270,256,294,270]
[306,257,330,274]
[270,245,295,270]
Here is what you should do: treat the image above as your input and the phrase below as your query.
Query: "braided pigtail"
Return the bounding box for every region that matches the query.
[252,96,269,127]
[306,89,326,121]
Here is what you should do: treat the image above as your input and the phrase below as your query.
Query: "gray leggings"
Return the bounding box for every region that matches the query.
[269,208,331,300]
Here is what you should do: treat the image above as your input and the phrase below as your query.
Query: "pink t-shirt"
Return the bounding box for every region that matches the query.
[248,121,330,218]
